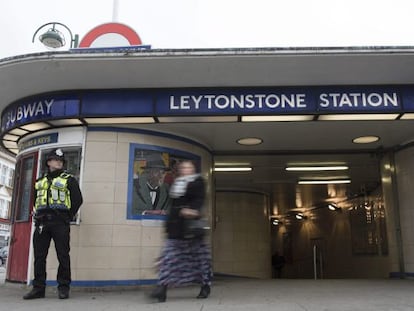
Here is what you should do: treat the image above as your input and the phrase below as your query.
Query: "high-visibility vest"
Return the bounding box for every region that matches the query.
[34,172,72,211]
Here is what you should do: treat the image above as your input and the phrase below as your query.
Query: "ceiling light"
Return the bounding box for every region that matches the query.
[272,219,281,225]
[318,114,399,121]
[8,128,29,135]
[242,115,313,122]
[85,117,155,124]
[298,179,351,185]
[328,203,339,211]
[286,166,348,171]
[295,213,307,220]
[158,116,238,122]
[2,134,19,141]
[352,136,380,144]
[215,162,251,166]
[400,113,414,120]
[20,122,50,131]
[214,167,252,172]
[237,137,263,146]
[48,119,83,126]
[2,140,18,149]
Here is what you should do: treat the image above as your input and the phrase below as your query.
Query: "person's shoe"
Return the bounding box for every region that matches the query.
[23,288,45,300]
[196,284,210,299]
[58,288,70,299]
[150,285,167,302]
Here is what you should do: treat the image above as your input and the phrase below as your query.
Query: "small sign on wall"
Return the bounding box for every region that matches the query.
[18,133,58,151]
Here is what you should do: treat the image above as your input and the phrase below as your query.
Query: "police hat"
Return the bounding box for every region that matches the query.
[46,148,65,162]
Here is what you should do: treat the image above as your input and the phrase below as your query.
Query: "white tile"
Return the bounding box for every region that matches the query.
[78,225,113,247]
[82,162,116,182]
[112,225,142,247]
[85,141,117,162]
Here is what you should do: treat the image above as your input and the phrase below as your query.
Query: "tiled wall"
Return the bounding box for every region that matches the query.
[46,129,212,284]
[395,147,414,274]
[213,191,271,279]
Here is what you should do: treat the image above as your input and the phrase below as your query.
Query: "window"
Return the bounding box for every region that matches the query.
[0,164,6,185]
[6,168,14,187]
[0,199,6,218]
[0,199,10,219]
[0,161,15,188]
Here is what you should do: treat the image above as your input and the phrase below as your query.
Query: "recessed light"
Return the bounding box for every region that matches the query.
[298,179,351,185]
[242,115,313,122]
[214,167,252,172]
[318,114,399,121]
[286,166,348,171]
[237,137,263,146]
[352,136,380,144]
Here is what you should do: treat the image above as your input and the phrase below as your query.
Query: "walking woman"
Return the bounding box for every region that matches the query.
[150,160,212,302]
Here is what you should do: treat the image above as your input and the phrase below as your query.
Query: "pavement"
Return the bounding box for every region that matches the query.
[1,266,414,310]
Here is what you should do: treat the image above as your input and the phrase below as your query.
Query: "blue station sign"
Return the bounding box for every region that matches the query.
[1,95,80,132]
[156,87,401,115]
[1,85,413,132]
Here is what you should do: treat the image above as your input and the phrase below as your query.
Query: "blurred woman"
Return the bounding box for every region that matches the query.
[150,160,212,302]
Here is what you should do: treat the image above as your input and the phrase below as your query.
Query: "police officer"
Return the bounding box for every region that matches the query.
[23,148,83,300]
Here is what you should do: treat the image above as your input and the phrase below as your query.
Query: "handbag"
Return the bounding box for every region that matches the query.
[183,218,210,240]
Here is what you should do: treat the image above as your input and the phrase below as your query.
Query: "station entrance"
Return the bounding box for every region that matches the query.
[4,43,414,284]
[211,151,388,279]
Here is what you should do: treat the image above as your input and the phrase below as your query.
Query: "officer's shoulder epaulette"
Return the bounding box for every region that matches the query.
[60,172,73,179]
[35,174,47,181]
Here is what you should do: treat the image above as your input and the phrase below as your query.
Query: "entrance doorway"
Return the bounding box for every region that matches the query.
[213,152,389,278]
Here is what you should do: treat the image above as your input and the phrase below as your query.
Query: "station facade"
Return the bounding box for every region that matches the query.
[1,45,414,285]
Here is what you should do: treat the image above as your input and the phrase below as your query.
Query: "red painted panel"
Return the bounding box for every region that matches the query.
[7,152,38,283]
[7,222,31,282]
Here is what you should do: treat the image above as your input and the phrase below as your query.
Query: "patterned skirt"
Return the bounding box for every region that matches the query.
[158,238,212,287]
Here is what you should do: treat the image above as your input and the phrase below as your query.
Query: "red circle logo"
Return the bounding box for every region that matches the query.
[79,22,142,48]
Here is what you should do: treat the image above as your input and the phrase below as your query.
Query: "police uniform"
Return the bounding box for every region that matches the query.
[23,149,83,300]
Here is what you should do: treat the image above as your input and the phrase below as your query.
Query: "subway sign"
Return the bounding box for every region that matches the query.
[2,86,414,132]
[1,95,80,132]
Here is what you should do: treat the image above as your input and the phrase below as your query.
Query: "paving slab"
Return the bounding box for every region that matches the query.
[1,270,414,311]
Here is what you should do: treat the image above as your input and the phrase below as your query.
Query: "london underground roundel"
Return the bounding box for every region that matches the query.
[78,22,142,48]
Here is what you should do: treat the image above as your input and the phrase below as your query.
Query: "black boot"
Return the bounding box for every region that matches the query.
[150,285,167,302]
[197,284,210,299]
[23,287,45,300]
[58,287,70,299]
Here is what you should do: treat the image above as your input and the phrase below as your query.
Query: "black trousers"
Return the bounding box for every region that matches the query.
[32,222,71,289]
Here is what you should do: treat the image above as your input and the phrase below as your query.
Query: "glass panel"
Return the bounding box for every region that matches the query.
[0,199,6,218]
[16,157,34,221]
[0,164,6,185]
[7,168,14,187]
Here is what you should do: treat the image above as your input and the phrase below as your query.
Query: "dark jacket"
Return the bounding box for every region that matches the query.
[166,176,205,239]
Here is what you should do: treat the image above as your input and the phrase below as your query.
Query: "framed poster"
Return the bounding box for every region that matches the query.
[127,143,200,219]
